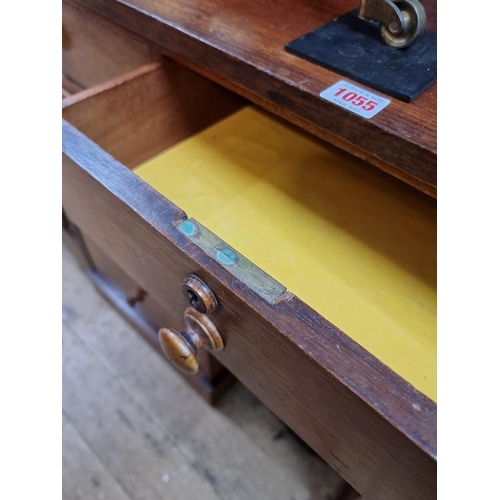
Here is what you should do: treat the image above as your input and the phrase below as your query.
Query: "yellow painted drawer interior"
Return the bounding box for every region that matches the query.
[134,107,437,402]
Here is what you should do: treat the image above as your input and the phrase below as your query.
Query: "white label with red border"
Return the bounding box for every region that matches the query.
[320,81,390,119]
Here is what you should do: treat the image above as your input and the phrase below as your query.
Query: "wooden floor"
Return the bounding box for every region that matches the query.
[62,243,349,500]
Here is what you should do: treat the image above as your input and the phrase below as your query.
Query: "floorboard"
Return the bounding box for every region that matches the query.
[63,412,132,500]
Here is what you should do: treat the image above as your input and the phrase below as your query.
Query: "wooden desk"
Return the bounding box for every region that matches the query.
[62,2,437,499]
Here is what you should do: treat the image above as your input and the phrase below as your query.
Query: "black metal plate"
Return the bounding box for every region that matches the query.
[285,10,437,102]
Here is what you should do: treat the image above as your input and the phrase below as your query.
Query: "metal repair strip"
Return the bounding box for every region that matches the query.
[176,218,286,304]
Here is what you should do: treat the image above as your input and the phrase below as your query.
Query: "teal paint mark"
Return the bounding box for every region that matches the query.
[175,218,286,303]
[179,220,196,236]
[216,248,237,266]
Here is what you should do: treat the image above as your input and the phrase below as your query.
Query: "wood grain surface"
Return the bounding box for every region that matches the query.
[83,236,233,403]
[62,2,152,88]
[62,104,436,500]
[62,62,246,169]
[64,0,437,196]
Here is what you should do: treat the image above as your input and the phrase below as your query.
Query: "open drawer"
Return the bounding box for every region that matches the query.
[62,60,436,500]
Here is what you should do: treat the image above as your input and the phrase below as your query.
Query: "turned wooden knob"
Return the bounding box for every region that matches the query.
[126,288,147,307]
[181,274,218,313]
[159,307,224,373]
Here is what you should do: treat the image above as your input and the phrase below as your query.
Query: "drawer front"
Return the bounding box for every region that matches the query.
[63,2,152,89]
[62,62,436,500]
[83,236,228,386]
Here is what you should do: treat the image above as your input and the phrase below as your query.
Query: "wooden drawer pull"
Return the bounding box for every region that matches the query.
[159,307,224,374]
[126,288,147,307]
[181,274,218,313]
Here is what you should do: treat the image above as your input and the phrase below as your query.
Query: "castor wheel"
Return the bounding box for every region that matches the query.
[359,0,426,49]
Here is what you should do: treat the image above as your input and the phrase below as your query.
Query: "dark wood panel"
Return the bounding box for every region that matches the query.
[62,76,82,98]
[62,61,246,169]
[62,211,94,271]
[64,200,232,402]
[62,2,152,88]
[65,0,437,197]
[84,236,230,390]
[63,117,436,500]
